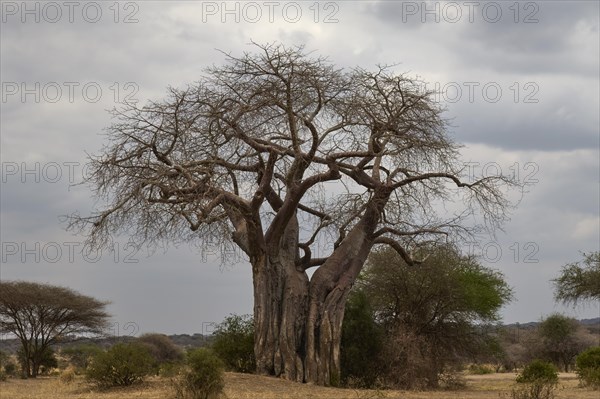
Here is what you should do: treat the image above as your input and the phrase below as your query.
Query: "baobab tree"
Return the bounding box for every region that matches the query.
[70,43,518,385]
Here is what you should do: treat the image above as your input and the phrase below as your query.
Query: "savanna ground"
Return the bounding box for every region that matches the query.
[0,372,597,399]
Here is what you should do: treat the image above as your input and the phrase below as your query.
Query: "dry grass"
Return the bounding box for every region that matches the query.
[0,372,597,399]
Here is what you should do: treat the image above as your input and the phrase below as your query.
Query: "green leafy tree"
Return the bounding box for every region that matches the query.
[357,245,512,388]
[0,281,110,378]
[211,314,255,373]
[476,335,509,372]
[538,314,592,372]
[553,252,600,304]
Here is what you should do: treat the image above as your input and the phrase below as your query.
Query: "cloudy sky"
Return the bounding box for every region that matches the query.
[1,1,598,336]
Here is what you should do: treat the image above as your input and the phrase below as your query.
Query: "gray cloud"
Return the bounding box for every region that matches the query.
[1,0,598,332]
[370,1,598,65]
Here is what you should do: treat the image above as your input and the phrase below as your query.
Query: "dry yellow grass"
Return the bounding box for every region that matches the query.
[0,372,597,399]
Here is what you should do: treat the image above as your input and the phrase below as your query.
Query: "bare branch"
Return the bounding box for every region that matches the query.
[67,42,521,278]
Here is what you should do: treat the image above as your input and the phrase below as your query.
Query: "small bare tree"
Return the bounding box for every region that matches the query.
[0,281,110,377]
[69,43,519,385]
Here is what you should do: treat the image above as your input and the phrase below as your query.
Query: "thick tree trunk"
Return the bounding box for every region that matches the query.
[304,226,375,385]
[253,215,309,382]
[31,359,38,378]
[253,255,309,382]
[19,340,33,378]
[251,191,390,385]
[304,190,390,385]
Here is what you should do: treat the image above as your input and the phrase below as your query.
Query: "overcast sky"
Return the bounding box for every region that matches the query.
[1,1,598,336]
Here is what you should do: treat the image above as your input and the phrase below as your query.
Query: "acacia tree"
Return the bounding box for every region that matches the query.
[69,43,517,385]
[351,245,512,388]
[0,281,110,377]
[538,314,594,372]
[554,252,600,305]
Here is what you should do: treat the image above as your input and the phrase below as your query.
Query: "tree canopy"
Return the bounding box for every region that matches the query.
[362,245,513,327]
[553,252,600,305]
[0,281,110,377]
[69,43,519,384]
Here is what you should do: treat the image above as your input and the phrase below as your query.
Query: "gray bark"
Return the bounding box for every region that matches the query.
[253,190,390,385]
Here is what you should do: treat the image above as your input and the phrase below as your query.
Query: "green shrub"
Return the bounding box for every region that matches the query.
[4,362,17,377]
[576,346,600,389]
[516,360,558,384]
[138,333,184,368]
[0,350,17,378]
[173,348,225,399]
[468,364,495,375]
[86,343,154,387]
[512,360,559,399]
[0,350,8,366]
[159,362,183,378]
[211,314,255,373]
[510,383,557,399]
[62,344,103,372]
[340,290,384,388]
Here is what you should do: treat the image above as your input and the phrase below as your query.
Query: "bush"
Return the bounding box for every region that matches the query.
[4,362,17,377]
[511,383,557,399]
[159,362,182,378]
[211,314,255,373]
[439,370,467,390]
[138,333,184,368]
[576,346,600,389]
[0,350,8,366]
[377,324,450,390]
[60,367,76,384]
[468,364,495,375]
[516,360,558,384]
[512,360,559,399]
[62,344,103,372]
[86,343,155,387]
[340,290,384,388]
[0,350,17,379]
[172,348,225,399]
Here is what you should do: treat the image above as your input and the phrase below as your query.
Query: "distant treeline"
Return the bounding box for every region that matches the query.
[0,333,213,355]
[1,318,597,355]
